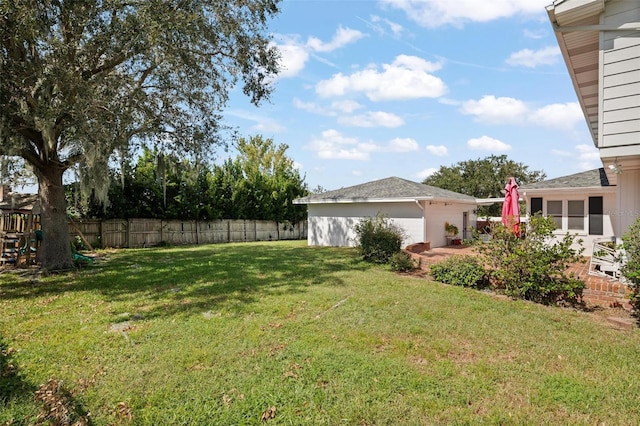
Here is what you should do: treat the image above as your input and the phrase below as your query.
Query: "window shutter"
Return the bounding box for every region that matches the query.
[589,196,603,235]
[531,197,542,215]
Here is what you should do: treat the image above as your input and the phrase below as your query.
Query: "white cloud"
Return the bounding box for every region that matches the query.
[388,137,419,152]
[276,43,310,78]
[386,19,404,36]
[331,100,363,114]
[506,46,560,68]
[370,14,404,36]
[307,129,371,160]
[306,130,418,160]
[381,0,549,28]
[293,98,325,114]
[226,110,285,133]
[316,55,446,101]
[467,136,511,151]
[529,102,584,130]
[552,144,598,170]
[293,161,303,170]
[338,111,404,128]
[523,28,547,39]
[426,145,448,156]
[294,98,367,118]
[274,26,364,79]
[575,144,599,159]
[438,98,461,106]
[306,26,365,52]
[461,96,584,131]
[461,95,527,124]
[416,168,438,180]
[576,143,600,169]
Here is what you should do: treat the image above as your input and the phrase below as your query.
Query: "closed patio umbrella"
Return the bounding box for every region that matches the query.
[501,177,520,236]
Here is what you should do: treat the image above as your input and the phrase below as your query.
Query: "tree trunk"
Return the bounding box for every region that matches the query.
[37,165,73,271]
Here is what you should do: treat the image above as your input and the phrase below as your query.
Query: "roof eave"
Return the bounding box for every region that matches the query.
[294,196,477,205]
[294,197,435,205]
[547,0,603,147]
[521,185,616,194]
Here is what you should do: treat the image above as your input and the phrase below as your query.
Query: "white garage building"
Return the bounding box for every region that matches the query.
[293,177,478,248]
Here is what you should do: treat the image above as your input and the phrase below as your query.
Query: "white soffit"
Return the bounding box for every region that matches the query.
[547,0,604,146]
[553,0,605,26]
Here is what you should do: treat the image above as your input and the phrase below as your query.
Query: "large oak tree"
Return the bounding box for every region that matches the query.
[0,0,281,269]
[423,155,546,217]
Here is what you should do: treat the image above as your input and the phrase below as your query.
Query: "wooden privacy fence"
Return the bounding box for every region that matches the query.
[68,219,308,248]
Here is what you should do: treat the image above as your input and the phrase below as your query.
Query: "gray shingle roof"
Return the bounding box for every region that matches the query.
[520,168,610,190]
[294,176,476,204]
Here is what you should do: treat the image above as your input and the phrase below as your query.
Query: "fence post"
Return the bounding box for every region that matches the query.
[126,219,131,248]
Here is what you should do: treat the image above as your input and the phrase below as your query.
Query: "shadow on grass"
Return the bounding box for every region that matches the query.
[1,338,93,425]
[1,335,35,406]
[0,242,369,320]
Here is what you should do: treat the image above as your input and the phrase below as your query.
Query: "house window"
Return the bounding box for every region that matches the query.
[567,200,585,230]
[543,199,586,232]
[547,200,562,229]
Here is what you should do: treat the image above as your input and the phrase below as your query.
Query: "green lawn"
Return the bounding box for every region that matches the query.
[2,240,640,425]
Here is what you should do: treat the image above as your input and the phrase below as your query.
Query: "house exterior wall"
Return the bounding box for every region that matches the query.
[424,203,476,248]
[525,190,616,256]
[616,169,640,236]
[306,202,425,247]
[599,0,640,150]
[306,201,477,248]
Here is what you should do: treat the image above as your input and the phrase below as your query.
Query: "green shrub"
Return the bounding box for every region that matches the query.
[474,214,585,305]
[429,255,487,287]
[390,251,416,272]
[621,217,640,315]
[353,213,406,264]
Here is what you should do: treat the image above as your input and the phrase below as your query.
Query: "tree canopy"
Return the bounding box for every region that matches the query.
[0,0,281,269]
[71,135,308,223]
[423,155,546,216]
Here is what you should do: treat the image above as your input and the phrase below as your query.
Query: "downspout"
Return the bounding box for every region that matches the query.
[415,199,427,244]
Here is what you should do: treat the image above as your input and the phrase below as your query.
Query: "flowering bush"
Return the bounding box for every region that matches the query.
[621,217,640,314]
[475,214,585,305]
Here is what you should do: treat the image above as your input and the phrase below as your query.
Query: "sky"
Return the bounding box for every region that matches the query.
[221,0,600,192]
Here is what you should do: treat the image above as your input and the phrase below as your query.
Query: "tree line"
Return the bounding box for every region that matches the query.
[67,136,309,224]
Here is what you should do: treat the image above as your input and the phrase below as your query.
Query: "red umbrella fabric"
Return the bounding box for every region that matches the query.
[501,176,520,236]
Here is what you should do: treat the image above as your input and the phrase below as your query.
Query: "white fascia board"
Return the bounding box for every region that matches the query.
[296,197,434,205]
[476,197,505,205]
[550,0,604,25]
[297,196,478,205]
[521,186,616,196]
[429,198,478,205]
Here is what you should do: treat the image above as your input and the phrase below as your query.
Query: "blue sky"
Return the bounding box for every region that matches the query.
[222,0,599,192]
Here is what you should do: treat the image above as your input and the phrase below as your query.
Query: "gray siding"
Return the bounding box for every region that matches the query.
[599,0,640,148]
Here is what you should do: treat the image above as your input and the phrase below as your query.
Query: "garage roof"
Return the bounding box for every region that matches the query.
[293,176,477,204]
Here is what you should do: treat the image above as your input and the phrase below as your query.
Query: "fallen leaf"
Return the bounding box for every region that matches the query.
[283,371,298,379]
[261,406,276,422]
